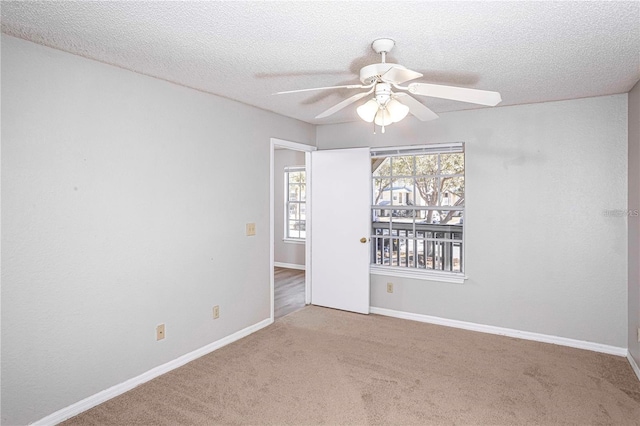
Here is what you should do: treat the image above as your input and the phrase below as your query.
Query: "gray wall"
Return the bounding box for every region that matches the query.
[274,149,306,266]
[629,80,640,365]
[317,94,628,348]
[1,36,315,425]
[1,32,636,426]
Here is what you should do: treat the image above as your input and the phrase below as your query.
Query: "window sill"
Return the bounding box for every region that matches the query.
[370,265,466,284]
[283,238,305,245]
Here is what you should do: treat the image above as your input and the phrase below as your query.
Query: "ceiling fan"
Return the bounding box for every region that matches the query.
[275,38,502,133]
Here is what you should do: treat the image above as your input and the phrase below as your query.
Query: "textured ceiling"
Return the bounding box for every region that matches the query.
[2,1,639,125]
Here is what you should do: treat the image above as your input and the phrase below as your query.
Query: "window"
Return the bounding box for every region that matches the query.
[285,166,306,240]
[371,143,465,280]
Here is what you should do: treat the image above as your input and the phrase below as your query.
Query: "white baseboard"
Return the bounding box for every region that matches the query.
[628,351,640,382]
[274,262,305,271]
[32,318,273,426]
[369,307,627,357]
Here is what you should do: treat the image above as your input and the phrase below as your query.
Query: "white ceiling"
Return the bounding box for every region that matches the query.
[2,1,639,125]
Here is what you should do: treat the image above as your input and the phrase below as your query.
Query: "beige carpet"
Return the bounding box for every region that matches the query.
[64,306,640,425]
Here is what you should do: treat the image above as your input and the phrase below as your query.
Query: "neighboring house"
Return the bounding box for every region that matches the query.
[377,186,414,205]
[377,186,461,208]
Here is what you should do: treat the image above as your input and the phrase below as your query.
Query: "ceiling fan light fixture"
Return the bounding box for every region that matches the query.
[386,99,410,123]
[374,108,392,127]
[356,98,379,122]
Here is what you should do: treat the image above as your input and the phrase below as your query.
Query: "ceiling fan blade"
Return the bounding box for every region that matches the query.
[394,93,439,121]
[408,83,502,106]
[315,89,374,119]
[380,66,423,85]
[275,84,368,95]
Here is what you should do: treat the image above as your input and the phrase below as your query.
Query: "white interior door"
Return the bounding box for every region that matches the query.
[310,148,370,314]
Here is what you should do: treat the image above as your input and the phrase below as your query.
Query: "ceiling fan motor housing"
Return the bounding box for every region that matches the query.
[359,63,408,84]
[374,83,392,105]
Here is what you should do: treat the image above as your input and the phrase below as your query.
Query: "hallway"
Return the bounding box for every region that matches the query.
[274,267,305,319]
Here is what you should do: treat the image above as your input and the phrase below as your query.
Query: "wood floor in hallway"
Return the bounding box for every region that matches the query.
[274,267,305,320]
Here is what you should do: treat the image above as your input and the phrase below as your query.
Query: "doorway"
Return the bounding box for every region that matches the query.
[270,138,315,321]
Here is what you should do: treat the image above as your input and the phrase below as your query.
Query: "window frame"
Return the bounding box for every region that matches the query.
[370,143,466,284]
[283,166,306,243]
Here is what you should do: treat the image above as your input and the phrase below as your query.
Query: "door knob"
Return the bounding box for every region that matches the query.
[360,237,368,243]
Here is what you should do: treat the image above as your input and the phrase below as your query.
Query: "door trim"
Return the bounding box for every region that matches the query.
[270,138,316,322]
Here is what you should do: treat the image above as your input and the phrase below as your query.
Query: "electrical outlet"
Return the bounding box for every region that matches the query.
[156,324,165,341]
[213,305,220,319]
[246,223,256,236]
[387,282,394,293]
[637,327,640,343]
